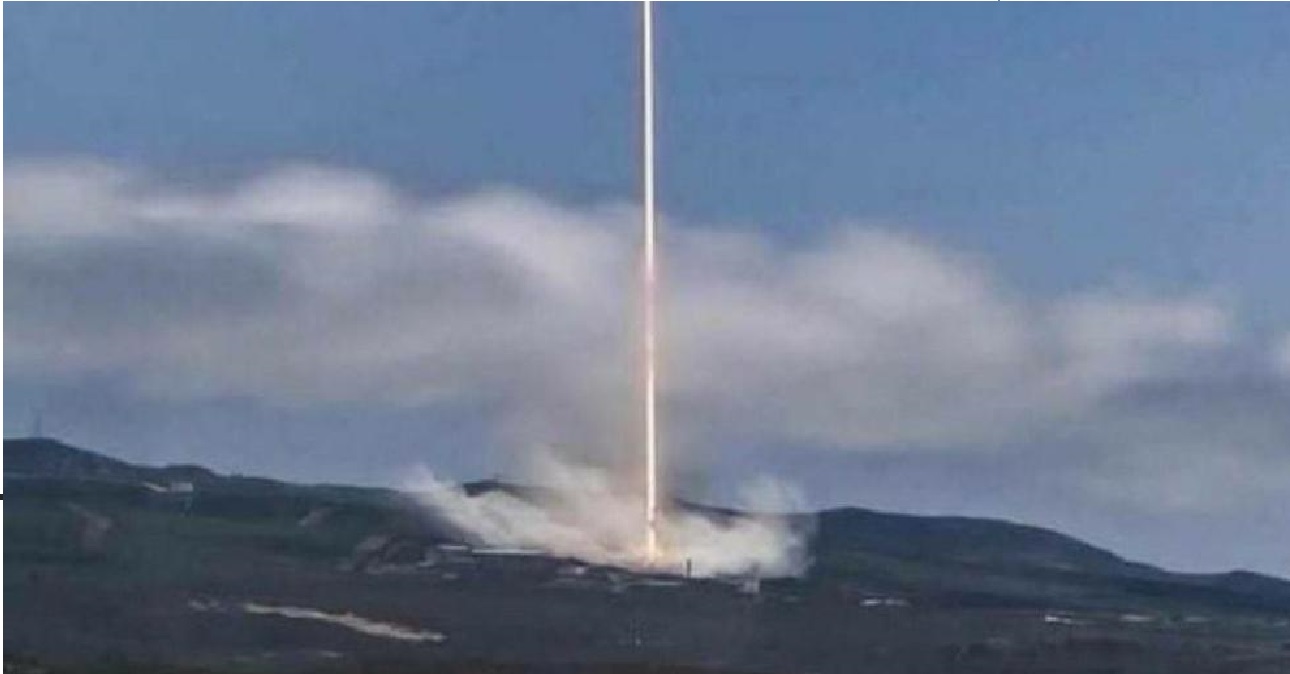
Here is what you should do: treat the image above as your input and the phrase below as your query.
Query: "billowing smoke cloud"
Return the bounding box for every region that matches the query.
[409,453,810,577]
[6,157,1290,524]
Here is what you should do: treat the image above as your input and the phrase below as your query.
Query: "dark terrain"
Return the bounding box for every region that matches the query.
[6,437,1290,673]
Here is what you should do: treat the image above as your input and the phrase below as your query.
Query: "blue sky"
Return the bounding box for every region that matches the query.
[9,3,1290,307]
[6,3,1290,576]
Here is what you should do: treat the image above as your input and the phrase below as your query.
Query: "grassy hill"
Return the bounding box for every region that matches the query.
[6,437,1290,674]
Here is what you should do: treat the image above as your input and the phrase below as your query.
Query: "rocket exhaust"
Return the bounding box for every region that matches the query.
[641,0,660,565]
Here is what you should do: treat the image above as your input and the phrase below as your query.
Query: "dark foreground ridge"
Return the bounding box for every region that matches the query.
[6,437,1290,674]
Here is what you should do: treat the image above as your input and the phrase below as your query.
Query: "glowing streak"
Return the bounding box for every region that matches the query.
[641,0,660,564]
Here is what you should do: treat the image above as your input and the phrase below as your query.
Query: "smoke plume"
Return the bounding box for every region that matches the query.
[407,452,811,577]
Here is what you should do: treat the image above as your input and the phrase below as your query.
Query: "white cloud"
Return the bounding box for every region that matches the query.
[8,158,1284,516]
[4,159,140,237]
[1050,291,1231,397]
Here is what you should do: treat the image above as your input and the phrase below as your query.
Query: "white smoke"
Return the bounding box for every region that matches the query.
[407,452,811,578]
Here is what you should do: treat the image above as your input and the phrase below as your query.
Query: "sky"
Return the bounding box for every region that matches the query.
[5,3,1290,577]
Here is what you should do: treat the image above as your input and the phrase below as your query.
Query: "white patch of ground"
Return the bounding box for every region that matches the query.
[189,598,444,643]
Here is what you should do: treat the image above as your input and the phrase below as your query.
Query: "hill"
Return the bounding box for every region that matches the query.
[6,437,1290,674]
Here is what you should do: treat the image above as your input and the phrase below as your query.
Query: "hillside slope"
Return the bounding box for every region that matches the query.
[6,437,1290,674]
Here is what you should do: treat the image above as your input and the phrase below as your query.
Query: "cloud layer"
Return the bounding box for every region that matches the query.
[7,158,1290,520]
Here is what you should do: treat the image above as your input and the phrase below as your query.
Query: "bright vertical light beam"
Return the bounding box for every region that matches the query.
[641,0,660,564]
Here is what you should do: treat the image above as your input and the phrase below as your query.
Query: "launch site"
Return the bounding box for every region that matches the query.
[5,3,1290,673]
